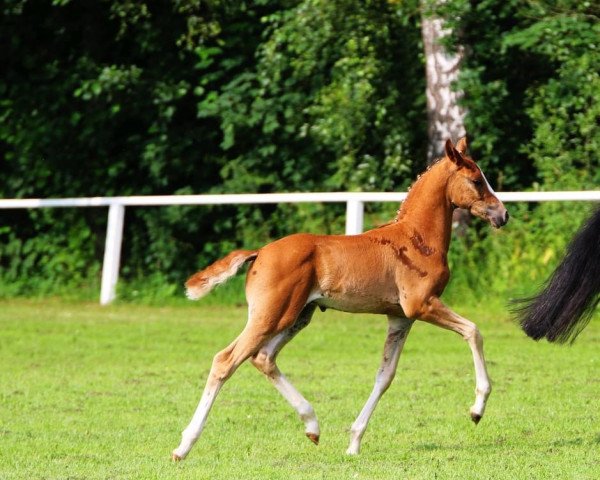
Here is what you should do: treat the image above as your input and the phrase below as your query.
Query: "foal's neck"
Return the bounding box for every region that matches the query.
[392,160,454,252]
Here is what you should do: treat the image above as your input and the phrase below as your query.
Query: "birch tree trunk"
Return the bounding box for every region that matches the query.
[421,5,466,164]
[422,4,470,231]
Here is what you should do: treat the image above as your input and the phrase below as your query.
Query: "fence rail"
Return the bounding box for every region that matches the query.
[2,190,599,305]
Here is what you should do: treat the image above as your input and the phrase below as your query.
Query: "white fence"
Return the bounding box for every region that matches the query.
[2,190,600,305]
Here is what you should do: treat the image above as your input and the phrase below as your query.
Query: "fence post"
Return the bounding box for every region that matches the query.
[100,202,125,305]
[345,199,364,235]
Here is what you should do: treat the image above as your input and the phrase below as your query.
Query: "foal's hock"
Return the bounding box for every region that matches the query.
[172,137,509,460]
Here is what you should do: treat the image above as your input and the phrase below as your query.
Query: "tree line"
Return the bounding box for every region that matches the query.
[0,0,598,299]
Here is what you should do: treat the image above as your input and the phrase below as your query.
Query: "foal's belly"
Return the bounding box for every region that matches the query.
[311,288,406,317]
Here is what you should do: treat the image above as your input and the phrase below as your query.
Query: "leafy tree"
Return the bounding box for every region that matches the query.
[0,0,268,293]
[192,0,427,244]
[445,0,600,299]
[421,0,467,164]
[202,0,425,194]
[503,2,600,189]
[1,0,597,300]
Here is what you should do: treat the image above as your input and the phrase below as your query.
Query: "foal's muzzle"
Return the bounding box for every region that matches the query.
[488,205,509,228]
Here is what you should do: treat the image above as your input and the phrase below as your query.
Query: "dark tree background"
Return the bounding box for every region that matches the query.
[1,0,598,299]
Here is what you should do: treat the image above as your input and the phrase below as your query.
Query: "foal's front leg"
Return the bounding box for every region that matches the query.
[421,296,492,423]
[347,316,413,455]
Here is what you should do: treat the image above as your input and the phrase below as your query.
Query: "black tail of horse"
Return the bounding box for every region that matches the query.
[513,207,600,344]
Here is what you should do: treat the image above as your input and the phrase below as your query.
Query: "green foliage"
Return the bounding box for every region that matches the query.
[445,203,595,303]
[0,0,254,292]
[1,0,598,300]
[446,0,599,191]
[194,0,425,246]
[257,0,423,193]
[503,6,600,189]
[441,0,542,190]
[438,1,600,302]
[0,210,100,298]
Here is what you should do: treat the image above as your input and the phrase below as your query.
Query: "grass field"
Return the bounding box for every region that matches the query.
[0,299,598,479]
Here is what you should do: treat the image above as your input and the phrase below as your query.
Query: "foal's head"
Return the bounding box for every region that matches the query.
[444,138,509,228]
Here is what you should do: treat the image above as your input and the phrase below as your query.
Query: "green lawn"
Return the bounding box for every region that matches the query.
[0,299,598,479]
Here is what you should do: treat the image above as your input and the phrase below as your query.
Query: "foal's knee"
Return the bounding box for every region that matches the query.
[463,323,483,346]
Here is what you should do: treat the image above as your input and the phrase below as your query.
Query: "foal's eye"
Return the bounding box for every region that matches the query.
[472,179,483,188]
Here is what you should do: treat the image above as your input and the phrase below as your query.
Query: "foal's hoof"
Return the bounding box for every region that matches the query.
[306,432,320,445]
[171,452,183,462]
[470,412,482,425]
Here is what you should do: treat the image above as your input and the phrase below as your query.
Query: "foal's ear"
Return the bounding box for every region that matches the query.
[456,136,468,155]
[445,139,466,168]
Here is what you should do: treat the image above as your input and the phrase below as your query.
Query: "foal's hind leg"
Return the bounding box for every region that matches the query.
[171,325,272,460]
[347,316,413,455]
[172,278,313,460]
[250,304,320,444]
[421,296,491,423]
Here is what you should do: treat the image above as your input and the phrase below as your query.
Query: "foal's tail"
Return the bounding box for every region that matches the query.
[185,250,259,300]
[513,208,600,343]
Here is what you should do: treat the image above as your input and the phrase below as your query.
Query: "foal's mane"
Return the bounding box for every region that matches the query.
[385,149,480,226]
[388,157,447,224]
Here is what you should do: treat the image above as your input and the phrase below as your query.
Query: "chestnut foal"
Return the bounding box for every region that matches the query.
[172,138,509,460]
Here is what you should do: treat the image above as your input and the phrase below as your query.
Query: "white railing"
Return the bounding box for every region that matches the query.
[1,190,599,305]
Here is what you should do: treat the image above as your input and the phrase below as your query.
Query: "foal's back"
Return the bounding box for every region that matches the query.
[244,225,438,317]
